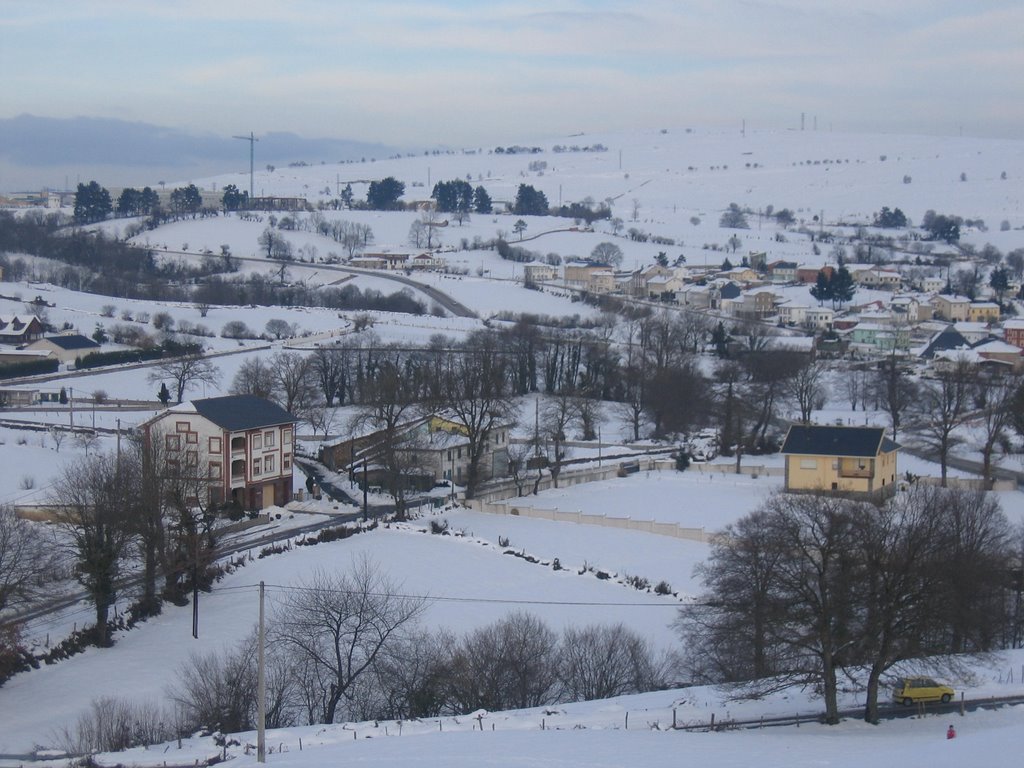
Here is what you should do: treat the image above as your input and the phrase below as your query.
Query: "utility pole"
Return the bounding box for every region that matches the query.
[257,581,266,763]
[232,132,259,198]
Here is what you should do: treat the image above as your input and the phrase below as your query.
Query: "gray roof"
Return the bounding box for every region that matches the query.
[43,334,100,351]
[191,395,297,431]
[781,425,896,458]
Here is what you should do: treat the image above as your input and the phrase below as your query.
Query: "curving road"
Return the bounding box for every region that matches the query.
[158,248,479,319]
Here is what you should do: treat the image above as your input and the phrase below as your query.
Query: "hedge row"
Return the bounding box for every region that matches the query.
[0,358,60,379]
[76,347,163,369]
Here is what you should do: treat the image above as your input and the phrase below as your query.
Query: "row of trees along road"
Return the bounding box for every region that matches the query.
[679,486,1017,724]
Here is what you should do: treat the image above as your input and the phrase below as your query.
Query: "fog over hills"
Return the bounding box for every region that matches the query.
[0,114,395,192]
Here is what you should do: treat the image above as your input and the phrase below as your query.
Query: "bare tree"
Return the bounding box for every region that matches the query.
[268,351,319,420]
[678,508,785,684]
[272,557,426,724]
[148,355,222,404]
[684,493,864,724]
[265,318,294,340]
[168,632,298,733]
[873,358,917,441]
[310,345,349,407]
[975,375,1017,489]
[559,623,661,702]
[445,612,559,713]
[50,452,136,646]
[353,357,422,520]
[855,486,946,723]
[436,333,517,498]
[540,393,581,487]
[787,359,827,423]
[913,358,974,486]
[842,367,866,411]
[230,357,275,400]
[0,504,58,612]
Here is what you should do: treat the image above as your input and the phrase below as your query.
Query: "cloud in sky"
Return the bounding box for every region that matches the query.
[0,1,1021,160]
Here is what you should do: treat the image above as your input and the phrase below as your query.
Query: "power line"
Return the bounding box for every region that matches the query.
[220,581,694,609]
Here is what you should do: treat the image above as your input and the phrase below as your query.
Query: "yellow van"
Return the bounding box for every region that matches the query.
[892,677,954,706]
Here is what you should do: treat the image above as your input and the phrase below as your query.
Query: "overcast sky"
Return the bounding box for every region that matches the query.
[1,1,1022,188]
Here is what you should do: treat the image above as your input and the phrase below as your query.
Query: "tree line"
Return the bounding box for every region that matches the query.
[680,486,1019,724]
[56,556,672,752]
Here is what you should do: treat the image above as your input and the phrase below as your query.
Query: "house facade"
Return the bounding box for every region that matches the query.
[781,425,898,497]
[319,414,510,489]
[25,333,100,364]
[1003,319,1024,349]
[523,262,558,283]
[0,315,45,346]
[142,395,298,511]
[967,302,1000,324]
[931,294,972,322]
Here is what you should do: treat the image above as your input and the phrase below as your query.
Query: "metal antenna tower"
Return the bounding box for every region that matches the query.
[232,132,259,198]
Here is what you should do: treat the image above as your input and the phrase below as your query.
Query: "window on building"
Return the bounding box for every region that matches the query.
[264,431,275,447]
[283,429,292,445]
[176,421,190,433]
[165,434,180,451]
[283,455,291,471]
[252,458,262,475]
[186,431,198,444]
[799,459,818,470]
[210,462,222,480]
[252,434,262,450]
[209,436,222,453]
[264,454,275,473]
[186,450,198,467]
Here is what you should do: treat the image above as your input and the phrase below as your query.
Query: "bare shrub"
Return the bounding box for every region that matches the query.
[445,611,559,713]
[558,623,663,702]
[54,696,177,754]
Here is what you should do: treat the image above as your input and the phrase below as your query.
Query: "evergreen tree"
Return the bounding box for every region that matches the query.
[810,269,832,305]
[990,266,1010,307]
[366,177,405,210]
[512,184,549,216]
[340,183,354,208]
[473,185,492,214]
[73,181,113,224]
[140,187,160,215]
[170,184,202,215]
[875,206,908,228]
[157,382,171,405]
[221,184,248,211]
[116,188,141,217]
[831,266,856,308]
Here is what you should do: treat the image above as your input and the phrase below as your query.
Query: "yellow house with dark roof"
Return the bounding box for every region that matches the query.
[781,425,898,497]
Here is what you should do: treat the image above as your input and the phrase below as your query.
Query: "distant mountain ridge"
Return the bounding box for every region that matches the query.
[0,114,396,191]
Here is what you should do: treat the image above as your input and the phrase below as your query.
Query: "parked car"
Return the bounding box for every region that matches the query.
[892,677,954,706]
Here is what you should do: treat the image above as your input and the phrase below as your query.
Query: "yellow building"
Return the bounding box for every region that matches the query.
[781,425,898,497]
[967,302,1000,324]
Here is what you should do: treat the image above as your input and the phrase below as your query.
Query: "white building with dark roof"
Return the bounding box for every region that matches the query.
[141,395,298,511]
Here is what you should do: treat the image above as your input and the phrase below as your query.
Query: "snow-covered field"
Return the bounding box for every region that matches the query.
[94,691,1024,768]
